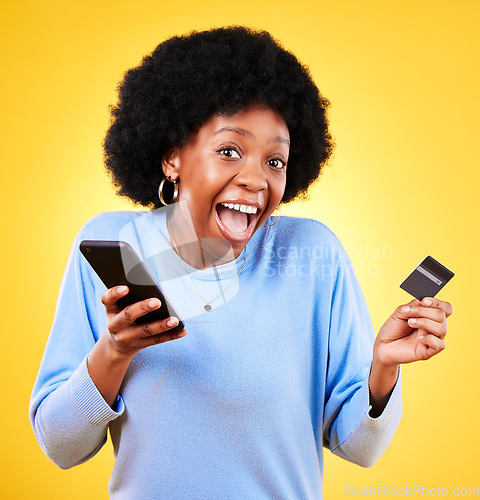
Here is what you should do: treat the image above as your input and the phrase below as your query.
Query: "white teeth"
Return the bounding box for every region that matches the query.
[221,202,258,214]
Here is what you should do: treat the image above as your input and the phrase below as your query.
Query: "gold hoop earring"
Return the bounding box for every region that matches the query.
[262,205,282,227]
[158,177,179,206]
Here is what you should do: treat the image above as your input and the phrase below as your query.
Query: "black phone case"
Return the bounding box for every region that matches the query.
[79,240,184,332]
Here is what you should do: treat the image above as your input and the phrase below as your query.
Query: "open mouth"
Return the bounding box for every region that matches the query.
[215,202,260,242]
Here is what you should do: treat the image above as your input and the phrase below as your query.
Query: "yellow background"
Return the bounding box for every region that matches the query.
[1,0,478,498]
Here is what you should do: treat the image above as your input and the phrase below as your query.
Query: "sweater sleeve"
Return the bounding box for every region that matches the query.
[29,229,124,469]
[322,243,402,467]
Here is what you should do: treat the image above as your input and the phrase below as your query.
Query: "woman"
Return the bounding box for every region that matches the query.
[30,27,452,498]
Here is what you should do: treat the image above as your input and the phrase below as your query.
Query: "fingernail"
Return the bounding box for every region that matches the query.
[118,286,127,293]
[418,334,424,340]
[149,299,160,308]
[424,299,432,306]
[408,317,417,325]
[402,306,410,313]
[167,318,178,327]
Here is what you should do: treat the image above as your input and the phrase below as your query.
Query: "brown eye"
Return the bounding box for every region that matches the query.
[268,158,286,169]
[219,148,240,159]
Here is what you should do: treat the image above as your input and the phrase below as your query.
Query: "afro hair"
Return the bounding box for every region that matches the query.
[103,26,334,209]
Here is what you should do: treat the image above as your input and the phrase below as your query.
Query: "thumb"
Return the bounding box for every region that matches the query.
[378,299,421,342]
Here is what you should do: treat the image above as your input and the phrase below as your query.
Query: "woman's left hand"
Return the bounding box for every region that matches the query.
[374,297,454,367]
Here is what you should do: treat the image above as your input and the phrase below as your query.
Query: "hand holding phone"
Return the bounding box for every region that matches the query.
[80,240,185,336]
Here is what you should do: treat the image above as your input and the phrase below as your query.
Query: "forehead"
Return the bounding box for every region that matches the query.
[198,106,290,143]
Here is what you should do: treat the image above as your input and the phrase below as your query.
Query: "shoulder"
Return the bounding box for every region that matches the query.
[270,215,347,258]
[76,210,148,240]
[262,215,358,290]
[276,216,340,240]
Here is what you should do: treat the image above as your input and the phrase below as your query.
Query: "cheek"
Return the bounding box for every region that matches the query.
[187,156,225,187]
[272,174,287,202]
[178,157,214,197]
[262,176,286,222]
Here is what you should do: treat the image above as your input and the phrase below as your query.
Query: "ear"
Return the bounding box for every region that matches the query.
[161,147,181,181]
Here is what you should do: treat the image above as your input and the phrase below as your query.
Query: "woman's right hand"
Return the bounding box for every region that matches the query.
[86,285,187,408]
[102,285,187,359]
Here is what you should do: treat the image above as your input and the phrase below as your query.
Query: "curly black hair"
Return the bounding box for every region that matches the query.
[103,26,334,209]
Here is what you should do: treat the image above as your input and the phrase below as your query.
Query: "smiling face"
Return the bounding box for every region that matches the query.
[162,105,290,264]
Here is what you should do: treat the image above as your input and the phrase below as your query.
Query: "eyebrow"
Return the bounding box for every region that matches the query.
[213,126,290,146]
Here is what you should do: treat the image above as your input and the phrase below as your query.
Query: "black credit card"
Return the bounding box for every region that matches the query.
[399,255,454,300]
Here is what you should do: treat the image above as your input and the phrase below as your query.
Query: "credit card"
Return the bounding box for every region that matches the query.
[399,255,454,300]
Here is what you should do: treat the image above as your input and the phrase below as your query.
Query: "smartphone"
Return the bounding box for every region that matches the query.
[79,240,185,332]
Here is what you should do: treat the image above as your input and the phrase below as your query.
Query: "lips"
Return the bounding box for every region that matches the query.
[215,202,260,243]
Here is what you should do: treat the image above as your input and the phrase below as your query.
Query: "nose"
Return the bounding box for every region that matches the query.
[233,157,268,192]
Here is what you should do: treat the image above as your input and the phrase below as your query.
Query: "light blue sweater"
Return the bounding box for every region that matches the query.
[30,209,402,499]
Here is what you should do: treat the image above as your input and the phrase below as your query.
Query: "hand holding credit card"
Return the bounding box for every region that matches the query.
[369,254,454,410]
[399,255,454,300]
